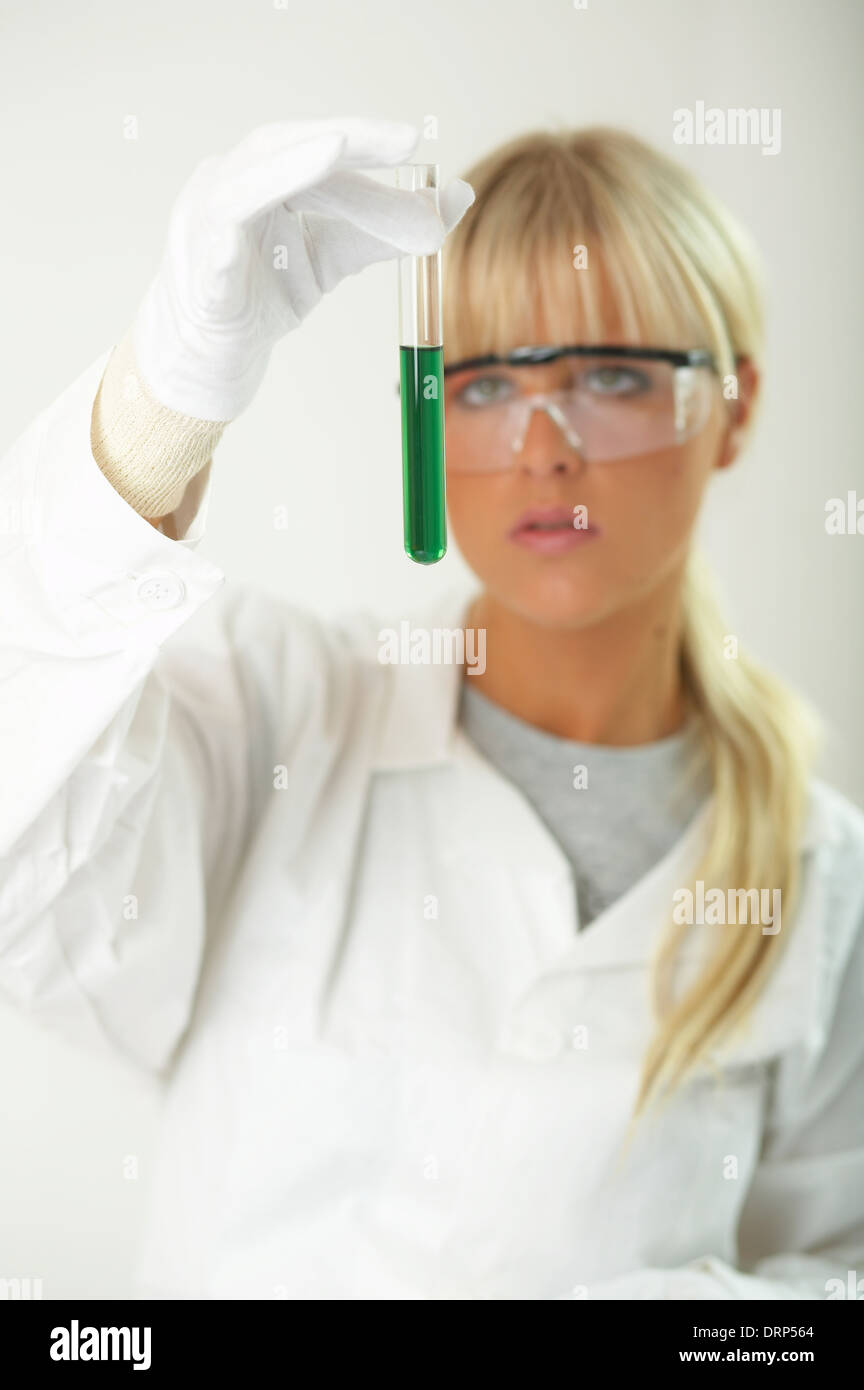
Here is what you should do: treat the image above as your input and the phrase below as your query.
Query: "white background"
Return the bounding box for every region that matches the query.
[1,0,861,1297]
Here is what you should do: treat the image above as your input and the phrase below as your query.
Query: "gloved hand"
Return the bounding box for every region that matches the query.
[132,117,475,421]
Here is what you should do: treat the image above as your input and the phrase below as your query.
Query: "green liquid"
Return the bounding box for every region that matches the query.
[399,345,446,564]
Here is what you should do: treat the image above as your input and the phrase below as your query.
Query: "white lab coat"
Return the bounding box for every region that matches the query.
[2,348,864,1302]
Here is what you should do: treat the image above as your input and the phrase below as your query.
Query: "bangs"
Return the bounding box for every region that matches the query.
[441,129,749,380]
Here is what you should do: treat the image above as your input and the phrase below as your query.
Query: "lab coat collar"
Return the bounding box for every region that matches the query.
[370,582,826,858]
[368,583,829,1031]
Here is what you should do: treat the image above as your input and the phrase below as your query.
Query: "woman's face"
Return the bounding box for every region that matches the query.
[444,348,754,630]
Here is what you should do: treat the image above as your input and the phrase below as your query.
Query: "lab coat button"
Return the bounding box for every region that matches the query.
[136,572,186,610]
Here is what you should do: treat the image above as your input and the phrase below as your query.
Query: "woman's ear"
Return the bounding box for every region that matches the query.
[714,355,760,470]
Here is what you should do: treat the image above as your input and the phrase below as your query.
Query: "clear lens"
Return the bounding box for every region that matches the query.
[444,354,715,472]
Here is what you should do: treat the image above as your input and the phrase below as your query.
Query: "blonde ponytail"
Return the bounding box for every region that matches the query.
[630,551,821,1122]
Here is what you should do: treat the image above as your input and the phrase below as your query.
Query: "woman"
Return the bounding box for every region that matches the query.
[2,117,863,1301]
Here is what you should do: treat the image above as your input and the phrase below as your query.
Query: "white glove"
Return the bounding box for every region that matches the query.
[132,117,475,421]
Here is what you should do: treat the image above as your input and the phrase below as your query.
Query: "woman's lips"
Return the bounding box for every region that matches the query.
[508,505,601,553]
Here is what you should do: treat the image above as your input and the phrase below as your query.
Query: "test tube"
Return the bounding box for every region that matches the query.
[396,163,446,564]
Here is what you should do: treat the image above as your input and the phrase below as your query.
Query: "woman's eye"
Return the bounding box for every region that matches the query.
[455,375,514,407]
[581,365,652,396]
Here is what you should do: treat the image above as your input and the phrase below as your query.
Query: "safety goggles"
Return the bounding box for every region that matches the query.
[439,344,723,472]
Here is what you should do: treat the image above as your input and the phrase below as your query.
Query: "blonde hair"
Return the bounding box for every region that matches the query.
[442,127,821,1125]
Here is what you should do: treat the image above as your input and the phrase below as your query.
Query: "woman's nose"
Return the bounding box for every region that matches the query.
[514,399,587,475]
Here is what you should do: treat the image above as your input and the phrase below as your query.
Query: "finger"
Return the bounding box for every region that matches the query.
[206,130,349,226]
[281,209,411,291]
[205,117,422,226]
[222,117,421,172]
[288,170,445,255]
[439,178,476,233]
[290,184,472,292]
[326,114,421,167]
[294,174,477,252]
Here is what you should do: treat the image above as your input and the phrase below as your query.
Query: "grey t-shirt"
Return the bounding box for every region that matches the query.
[458,681,712,929]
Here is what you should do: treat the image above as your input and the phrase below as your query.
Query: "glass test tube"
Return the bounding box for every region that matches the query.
[396,163,446,564]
